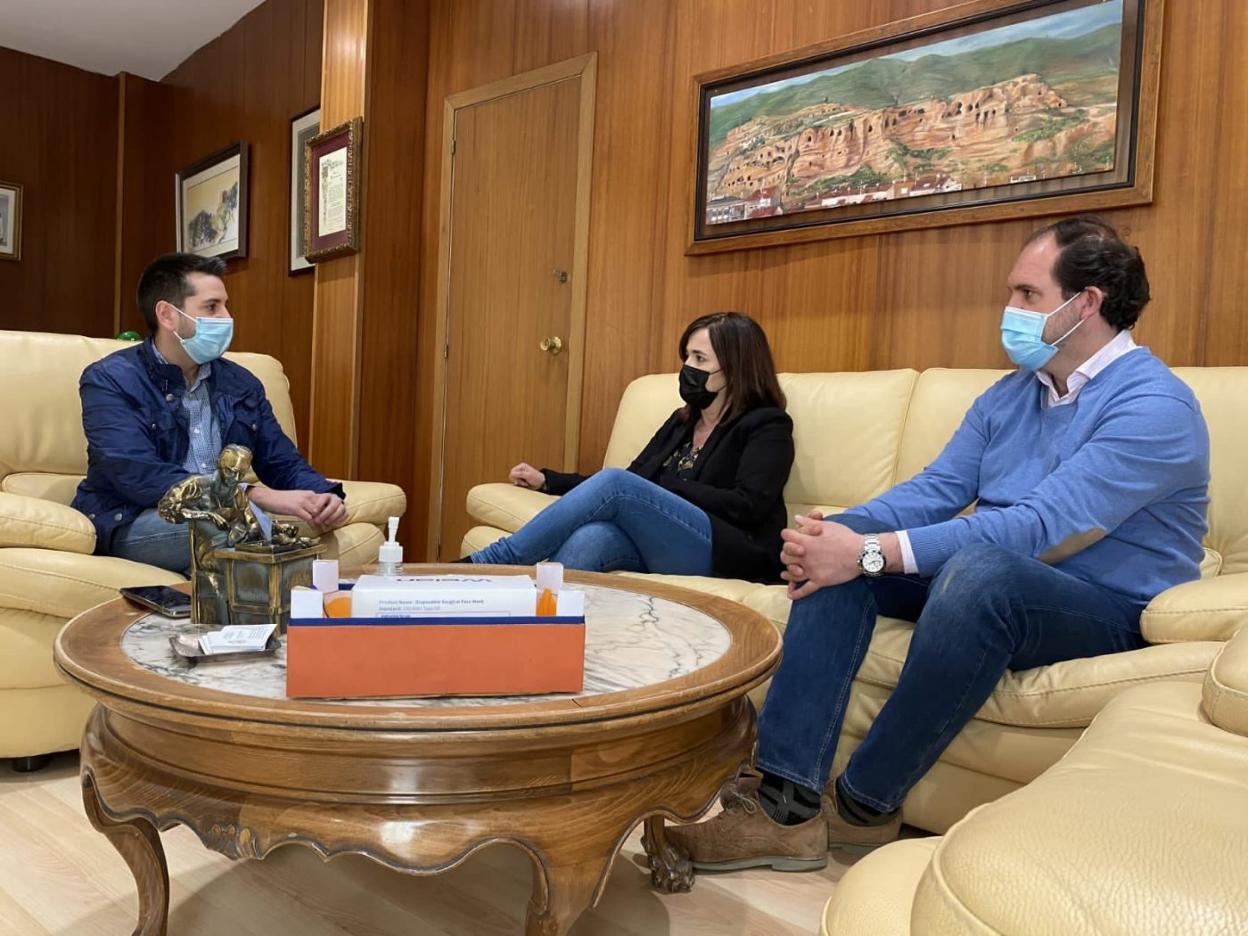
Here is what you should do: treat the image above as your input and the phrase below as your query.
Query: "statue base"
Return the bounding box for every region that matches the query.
[214,542,328,633]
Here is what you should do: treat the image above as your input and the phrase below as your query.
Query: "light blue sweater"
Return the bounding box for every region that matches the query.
[844,349,1210,605]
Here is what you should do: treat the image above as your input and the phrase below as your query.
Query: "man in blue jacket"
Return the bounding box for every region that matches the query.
[668,216,1210,871]
[73,253,346,573]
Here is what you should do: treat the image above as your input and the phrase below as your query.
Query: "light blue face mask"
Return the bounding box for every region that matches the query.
[999,292,1084,370]
[173,306,234,365]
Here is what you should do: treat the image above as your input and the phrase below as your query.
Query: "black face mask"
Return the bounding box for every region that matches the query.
[679,365,721,411]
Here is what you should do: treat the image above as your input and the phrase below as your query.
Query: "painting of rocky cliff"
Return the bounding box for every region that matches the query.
[703,1,1126,227]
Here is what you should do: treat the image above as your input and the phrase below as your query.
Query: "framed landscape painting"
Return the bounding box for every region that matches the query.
[176,142,249,261]
[690,0,1162,253]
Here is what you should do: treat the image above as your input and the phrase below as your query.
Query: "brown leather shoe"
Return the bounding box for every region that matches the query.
[666,772,828,872]
[822,779,901,851]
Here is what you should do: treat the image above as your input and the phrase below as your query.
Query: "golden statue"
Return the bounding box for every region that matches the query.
[158,445,315,627]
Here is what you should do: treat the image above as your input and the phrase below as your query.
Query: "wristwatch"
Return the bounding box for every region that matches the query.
[858,535,886,577]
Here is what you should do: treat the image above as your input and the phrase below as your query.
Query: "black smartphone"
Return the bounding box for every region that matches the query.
[119,585,192,618]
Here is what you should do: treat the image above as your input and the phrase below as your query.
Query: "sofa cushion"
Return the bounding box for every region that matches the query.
[1,472,85,506]
[466,483,555,533]
[0,684,96,759]
[337,479,407,527]
[893,368,1006,484]
[462,525,506,556]
[703,580,1221,729]
[0,492,96,554]
[616,571,767,606]
[0,330,299,478]
[0,608,70,688]
[1173,367,1248,575]
[0,547,183,619]
[326,523,384,570]
[778,370,918,514]
[842,680,1082,785]
[1203,627,1248,737]
[912,682,1248,935]
[822,837,939,936]
[857,616,1217,728]
[1141,572,1248,644]
[602,370,921,515]
[602,374,682,468]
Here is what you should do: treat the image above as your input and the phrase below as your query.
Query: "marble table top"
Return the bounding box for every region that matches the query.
[120,582,732,708]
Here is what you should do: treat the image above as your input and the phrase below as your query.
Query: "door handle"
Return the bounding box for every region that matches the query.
[539,336,564,356]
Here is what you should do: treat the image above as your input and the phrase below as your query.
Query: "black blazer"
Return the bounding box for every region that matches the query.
[542,406,795,583]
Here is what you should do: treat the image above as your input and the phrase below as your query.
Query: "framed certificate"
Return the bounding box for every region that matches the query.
[304,116,363,263]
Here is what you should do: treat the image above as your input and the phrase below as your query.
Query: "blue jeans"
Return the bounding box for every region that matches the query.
[757,513,1146,813]
[470,468,713,576]
[109,508,192,574]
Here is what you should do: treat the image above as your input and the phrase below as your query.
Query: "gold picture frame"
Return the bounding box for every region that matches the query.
[303,117,363,262]
[0,180,23,262]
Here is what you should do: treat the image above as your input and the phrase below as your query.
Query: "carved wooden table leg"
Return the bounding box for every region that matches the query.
[641,815,694,894]
[525,848,618,936]
[82,771,169,936]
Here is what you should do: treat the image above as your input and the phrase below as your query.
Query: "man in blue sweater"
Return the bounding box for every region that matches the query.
[73,253,347,574]
[669,216,1210,871]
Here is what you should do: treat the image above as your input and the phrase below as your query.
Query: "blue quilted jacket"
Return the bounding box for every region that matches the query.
[72,338,342,553]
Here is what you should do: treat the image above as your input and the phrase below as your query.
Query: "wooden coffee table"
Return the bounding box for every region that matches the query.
[54,567,779,935]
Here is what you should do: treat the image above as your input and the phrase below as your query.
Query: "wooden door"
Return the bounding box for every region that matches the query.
[431,57,595,560]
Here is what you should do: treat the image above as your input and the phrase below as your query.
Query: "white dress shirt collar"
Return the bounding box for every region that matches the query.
[1035,329,1138,408]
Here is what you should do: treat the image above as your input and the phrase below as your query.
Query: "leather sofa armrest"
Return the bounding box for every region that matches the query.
[334,480,407,527]
[1141,573,1248,644]
[0,492,96,555]
[1203,626,1248,737]
[466,483,555,533]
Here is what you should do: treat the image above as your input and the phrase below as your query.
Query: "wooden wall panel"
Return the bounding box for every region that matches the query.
[1195,0,1247,367]
[306,0,369,479]
[117,0,323,444]
[116,75,175,337]
[413,0,1248,545]
[356,0,431,525]
[0,49,117,337]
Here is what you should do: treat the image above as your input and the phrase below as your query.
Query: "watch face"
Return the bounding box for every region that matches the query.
[862,551,886,575]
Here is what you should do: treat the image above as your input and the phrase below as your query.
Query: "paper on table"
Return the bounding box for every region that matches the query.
[199,623,277,655]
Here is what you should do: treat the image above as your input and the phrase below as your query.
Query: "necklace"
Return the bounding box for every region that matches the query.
[675,443,702,473]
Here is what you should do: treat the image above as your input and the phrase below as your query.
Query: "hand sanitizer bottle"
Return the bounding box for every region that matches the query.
[376,516,403,577]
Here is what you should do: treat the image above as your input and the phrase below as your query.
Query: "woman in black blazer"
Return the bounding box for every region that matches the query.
[466,312,794,583]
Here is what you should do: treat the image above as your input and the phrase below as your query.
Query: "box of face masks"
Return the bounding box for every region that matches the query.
[285,574,586,699]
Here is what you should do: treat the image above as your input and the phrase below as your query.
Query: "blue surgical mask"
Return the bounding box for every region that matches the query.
[173,306,233,364]
[1000,292,1084,370]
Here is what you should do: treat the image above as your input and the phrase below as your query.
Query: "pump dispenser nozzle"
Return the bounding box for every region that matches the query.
[376,516,403,576]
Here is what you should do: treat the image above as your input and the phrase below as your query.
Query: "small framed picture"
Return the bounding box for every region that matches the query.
[289,107,321,273]
[305,117,362,262]
[176,142,249,260]
[0,181,22,262]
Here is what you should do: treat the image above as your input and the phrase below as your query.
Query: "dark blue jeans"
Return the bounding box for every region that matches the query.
[110,507,191,574]
[756,513,1146,813]
[470,468,713,576]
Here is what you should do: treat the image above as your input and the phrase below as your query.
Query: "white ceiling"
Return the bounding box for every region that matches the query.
[0,0,268,80]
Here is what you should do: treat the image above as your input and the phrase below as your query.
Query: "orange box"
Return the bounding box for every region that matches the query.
[285,616,586,699]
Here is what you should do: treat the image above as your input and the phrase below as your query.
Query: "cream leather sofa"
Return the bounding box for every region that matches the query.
[822,624,1248,935]
[0,330,407,764]
[463,368,1248,833]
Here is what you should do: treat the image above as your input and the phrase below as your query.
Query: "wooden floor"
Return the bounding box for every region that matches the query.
[0,753,861,935]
